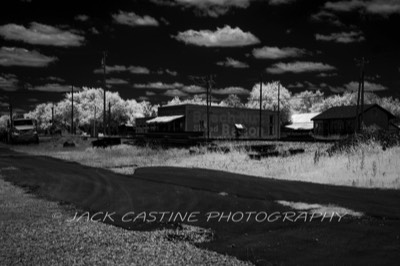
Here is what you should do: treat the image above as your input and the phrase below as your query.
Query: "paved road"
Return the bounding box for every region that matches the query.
[1,146,400,265]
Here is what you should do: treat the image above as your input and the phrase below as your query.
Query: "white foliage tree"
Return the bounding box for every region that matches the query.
[24,87,155,132]
[246,81,292,124]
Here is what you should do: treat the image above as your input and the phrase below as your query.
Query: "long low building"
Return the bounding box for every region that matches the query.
[311,104,395,137]
[136,104,279,139]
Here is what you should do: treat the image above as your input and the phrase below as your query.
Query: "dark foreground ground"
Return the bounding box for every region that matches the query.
[1,146,399,265]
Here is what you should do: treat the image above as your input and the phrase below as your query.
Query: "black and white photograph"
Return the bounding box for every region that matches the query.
[1,0,400,265]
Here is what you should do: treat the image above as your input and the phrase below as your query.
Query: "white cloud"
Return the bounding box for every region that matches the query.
[213,87,249,95]
[166,69,178,76]
[28,83,71,92]
[0,47,56,67]
[138,96,149,101]
[303,81,330,91]
[325,0,400,16]
[216,57,249,68]
[252,46,306,59]
[146,91,156,96]
[151,0,297,16]
[174,25,260,47]
[151,0,251,17]
[266,61,336,74]
[317,72,338,77]
[324,0,364,12]
[182,85,206,93]
[112,11,159,27]
[94,65,150,74]
[0,22,84,47]
[90,27,100,35]
[75,15,89,22]
[0,74,19,91]
[287,82,304,89]
[164,89,188,97]
[157,69,178,76]
[310,11,344,26]
[344,81,388,92]
[269,0,297,5]
[106,78,129,85]
[315,31,365,43]
[366,1,400,15]
[45,76,65,82]
[134,82,184,89]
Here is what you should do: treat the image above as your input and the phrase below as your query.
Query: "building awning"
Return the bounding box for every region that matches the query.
[235,124,244,129]
[285,123,314,130]
[146,115,184,124]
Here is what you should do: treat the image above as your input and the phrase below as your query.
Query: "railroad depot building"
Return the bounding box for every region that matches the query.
[311,104,395,137]
[136,104,279,139]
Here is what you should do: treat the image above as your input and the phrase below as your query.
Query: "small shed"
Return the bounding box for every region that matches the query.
[312,104,395,136]
[118,123,135,136]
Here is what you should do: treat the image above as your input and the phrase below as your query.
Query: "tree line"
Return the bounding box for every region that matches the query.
[1,83,399,132]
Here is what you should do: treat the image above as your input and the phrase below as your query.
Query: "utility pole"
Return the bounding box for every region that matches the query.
[94,105,97,138]
[355,57,367,132]
[189,75,214,143]
[360,63,365,130]
[9,103,13,126]
[277,82,280,140]
[355,74,361,133]
[71,85,74,135]
[259,74,263,139]
[108,101,111,136]
[102,51,107,136]
[51,103,54,126]
[206,76,214,142]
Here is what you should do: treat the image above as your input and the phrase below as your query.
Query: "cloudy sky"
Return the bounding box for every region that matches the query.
[1,0,400,113]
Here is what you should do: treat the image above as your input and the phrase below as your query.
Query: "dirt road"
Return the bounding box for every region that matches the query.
[1,146,399,265]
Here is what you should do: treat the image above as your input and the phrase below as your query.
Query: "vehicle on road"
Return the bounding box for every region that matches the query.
[6,118,39,144]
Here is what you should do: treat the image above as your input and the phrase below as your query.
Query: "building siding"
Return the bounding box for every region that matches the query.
[363,106,389,130]
[158,104,279,139]
[313,105,392,136]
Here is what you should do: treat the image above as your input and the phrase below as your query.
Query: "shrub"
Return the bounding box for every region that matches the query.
[327,127,400,155]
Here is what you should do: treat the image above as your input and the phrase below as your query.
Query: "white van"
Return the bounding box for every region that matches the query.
[7,118,39,144]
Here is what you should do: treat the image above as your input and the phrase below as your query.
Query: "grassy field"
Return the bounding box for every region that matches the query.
[11,135,400,189]
[0,173,250,265]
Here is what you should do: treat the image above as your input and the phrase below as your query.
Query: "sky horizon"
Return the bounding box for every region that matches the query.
[1,0,400,115]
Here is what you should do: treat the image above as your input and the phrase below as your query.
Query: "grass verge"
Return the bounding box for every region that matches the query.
[11,136,400,189]
[0,173,251,265]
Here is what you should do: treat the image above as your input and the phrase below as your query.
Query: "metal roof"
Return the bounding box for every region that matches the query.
[146,115,184,124]
[285,113,319,130]
[311,104,395,120]
[285,123,313,130]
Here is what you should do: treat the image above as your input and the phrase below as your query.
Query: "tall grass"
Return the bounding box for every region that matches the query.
[12,137,400,190]
[173,141,400,189]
